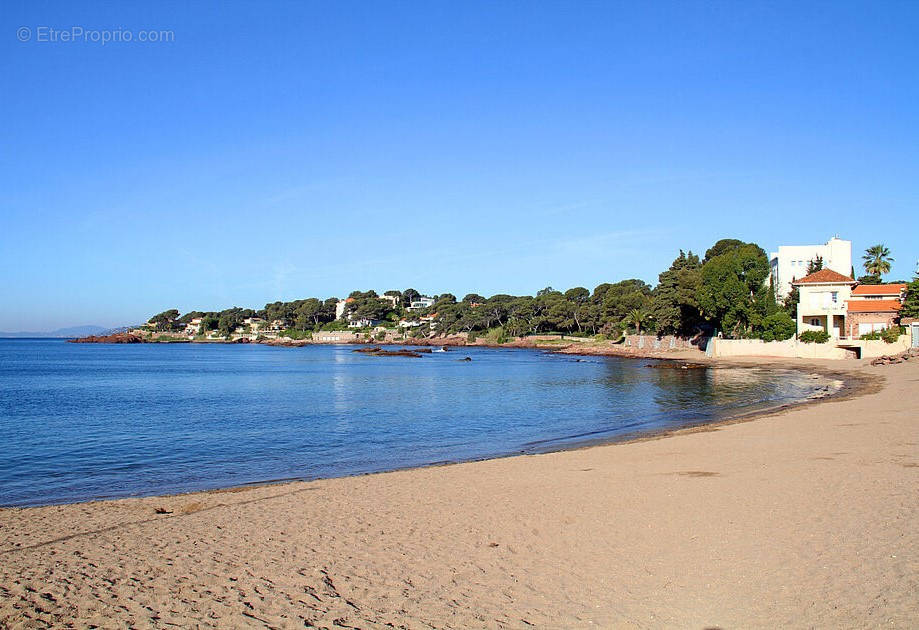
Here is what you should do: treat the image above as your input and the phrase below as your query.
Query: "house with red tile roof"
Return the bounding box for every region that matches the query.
[793,271,909,340]
[846,283,906,338]
[792,269,857,339]
[850,283,907,299]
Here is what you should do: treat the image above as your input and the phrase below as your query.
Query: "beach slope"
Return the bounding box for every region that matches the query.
[1,360,916,628]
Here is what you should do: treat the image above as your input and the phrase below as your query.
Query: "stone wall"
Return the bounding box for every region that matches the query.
[312,331,361,343]
[622,335,697,350]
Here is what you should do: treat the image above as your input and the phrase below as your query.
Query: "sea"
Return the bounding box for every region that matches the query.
[0,339,829,507]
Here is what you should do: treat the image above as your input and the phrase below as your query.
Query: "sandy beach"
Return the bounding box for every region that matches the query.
[1,357,916,629]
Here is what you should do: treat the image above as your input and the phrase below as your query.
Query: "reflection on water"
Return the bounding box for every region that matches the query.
[0,340,831,507]
[649,366,810,423]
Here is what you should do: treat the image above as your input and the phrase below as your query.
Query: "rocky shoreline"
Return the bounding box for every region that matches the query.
[70,331,709,361]
[68,332,148,344]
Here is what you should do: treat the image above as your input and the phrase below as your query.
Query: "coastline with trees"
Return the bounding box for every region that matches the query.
[107,238,912,354]
[138,239,791,343]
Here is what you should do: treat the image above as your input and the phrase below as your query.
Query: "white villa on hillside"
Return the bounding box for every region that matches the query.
[243,316,267,330]
[407,296,435,311]
[184,317,203,336]
[770,236,852,300]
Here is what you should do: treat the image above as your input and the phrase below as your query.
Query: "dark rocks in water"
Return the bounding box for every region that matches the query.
[378,350,423,358]
[353,346,422,358]
[408,348,433,353]
[646,362,707,370]
[441,346,450,352]
[460,356,472,361]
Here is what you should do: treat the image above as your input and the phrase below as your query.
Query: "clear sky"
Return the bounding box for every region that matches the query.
[2,1,917,331]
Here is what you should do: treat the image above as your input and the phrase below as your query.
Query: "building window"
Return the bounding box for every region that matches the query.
[809,318,821,326]
[831,292,838,303]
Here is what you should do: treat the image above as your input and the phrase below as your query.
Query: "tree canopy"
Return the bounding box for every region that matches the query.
[696,240,771,336]
[143,237,821,341]
[651,250,702,336]
[901,276,919,320]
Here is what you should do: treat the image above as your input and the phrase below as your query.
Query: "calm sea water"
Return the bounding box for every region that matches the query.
[0,339,823,507]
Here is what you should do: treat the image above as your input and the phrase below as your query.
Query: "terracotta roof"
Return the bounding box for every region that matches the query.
[792,269,856,285]
[846,299,902,313]
[851,283,906,296]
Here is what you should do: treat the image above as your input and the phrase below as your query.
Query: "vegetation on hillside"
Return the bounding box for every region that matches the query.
[146,238,903,343]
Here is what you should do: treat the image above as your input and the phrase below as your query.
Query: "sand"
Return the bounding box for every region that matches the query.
[1,358,916,629]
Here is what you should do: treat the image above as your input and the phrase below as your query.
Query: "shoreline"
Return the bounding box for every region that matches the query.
[1,359,915,627]
[0,355,868,510]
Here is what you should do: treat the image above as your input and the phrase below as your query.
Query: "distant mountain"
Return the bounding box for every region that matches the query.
[0,325,110,338]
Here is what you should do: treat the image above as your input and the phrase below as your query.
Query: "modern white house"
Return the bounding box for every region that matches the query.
[407,296,435,311]
[770,236,852,300]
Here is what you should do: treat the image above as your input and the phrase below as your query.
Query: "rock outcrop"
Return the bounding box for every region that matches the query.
[68,333,146,344]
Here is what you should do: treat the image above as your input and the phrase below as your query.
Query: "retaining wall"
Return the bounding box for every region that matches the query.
[708,335,911,360]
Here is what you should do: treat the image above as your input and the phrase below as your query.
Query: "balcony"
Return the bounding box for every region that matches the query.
[800,304,847,315]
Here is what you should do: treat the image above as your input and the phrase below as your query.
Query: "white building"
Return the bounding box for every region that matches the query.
[348,317,381,328]
[407,296,435,311]
[335,299,349,320]
[770,236,852,300]
[184,317,203,337]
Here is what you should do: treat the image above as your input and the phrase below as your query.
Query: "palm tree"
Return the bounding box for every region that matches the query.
[627,308,650,336]
[863,244,893,278]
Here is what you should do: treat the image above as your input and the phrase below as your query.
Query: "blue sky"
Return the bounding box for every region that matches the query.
[2,1,917,330]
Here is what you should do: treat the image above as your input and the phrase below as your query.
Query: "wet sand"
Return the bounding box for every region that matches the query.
[1,358,916,628]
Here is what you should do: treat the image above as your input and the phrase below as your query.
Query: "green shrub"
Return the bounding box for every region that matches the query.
[798,330,830,344]
[280,329,312,340]
[882,326,905,343]
[860,326,905,343]
[484,326,508,344]
[759,312,796,342]
[152,335,188,343]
